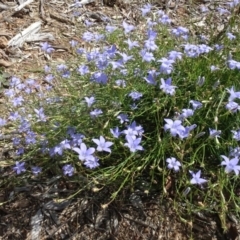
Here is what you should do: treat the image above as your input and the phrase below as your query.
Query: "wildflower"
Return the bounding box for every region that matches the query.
[77,65,89,75]
[119,52,133,63]
[117,113,129,124]
[217,7,230,15]
[168,51,183,61]
[210,65,219,72]
[190,100,202,110]
[110,60,124,70]
[144,39,158,51]
[12,137,21,146]
[221,155,240,175]
[140,3,152,16]
[73,143,95,161]
[178,124,197,139]
[40,42,54,54]
[44,65,51,73]
[183,44,200,58]
[84,157,100,169]
[124,38,139,50]
[91,72,108,84]
[13,161,26,174]
[198,44,213,54]
[56,64,68,72]
[122,21,135,34]
[124,136,143,152]
[82,31,94,42]
[226,32,236,40]
[123,121,144,138]
[166,157,181,172]
[90,109,103,118]
[84,96,95,108]
[45,74,54,82]
[147,29,157,40]
[158,58,174,74]
[115,79,126,87]
[228,59,240,70]
[12,96,24,107]
[34,107,47,122]
[180,109,194,119]
[171,26,189,37]
[209,128,222,138]
[232,129,240,141]
[160,77,177,95]
[144,72,157,85]
[110,127,121,138]
[8,112,20,121]
[226,101,240,113]
[128,91,143,101]
[0,118,6,127]
[189,170,207,185]
[16,147,24,155]
[62,164,74,176]
[32,166,42,175]
[230,147,240,158]
[69,40,78,47]
[105,25,117,33]
[196,76,205,86]
[164,119,185,137]
[226,87,240,101]
[140,50,155,62]
[4,89,15,98]
[25,131,37,145]
[92,136,113,153]
[159,14,171,24]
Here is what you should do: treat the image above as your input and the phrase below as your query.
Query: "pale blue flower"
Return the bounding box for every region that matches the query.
[166,157,181,172]
[73,143,95,161]
[221,155,240,175]
[13,161,26,174]
[232,129,240,141]
[189,170,207,185]
[63,164,74,176]
[92,136,113,153]
[124,136,143,152]
[160,77,177,95]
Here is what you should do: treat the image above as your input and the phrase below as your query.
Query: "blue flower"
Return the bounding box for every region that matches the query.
[62,164,74,176]
[164,119,185,137]
[209,128,221,138]
[13,161,26,174]
[73,143,95,161]
[85,96,95,108]
[92,136,113,153]
[231,129,240,141]
[84,157,100,169]
[40,42,54,54]
[34,107,47,122]
[90,109,103,118]
[32,166,42,175]
[221,155,240,175]
[160,77,177,95]
[110,127,121,138]
[190,100,202,110]
[122,21,135,34]
[189,170,207,185]
[117,113,129,124]
[124,136,143,152]
[128,91,143,101]
[166,157,181,172]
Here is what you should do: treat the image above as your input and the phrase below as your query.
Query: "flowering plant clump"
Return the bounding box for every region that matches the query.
[1,1,240,228]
